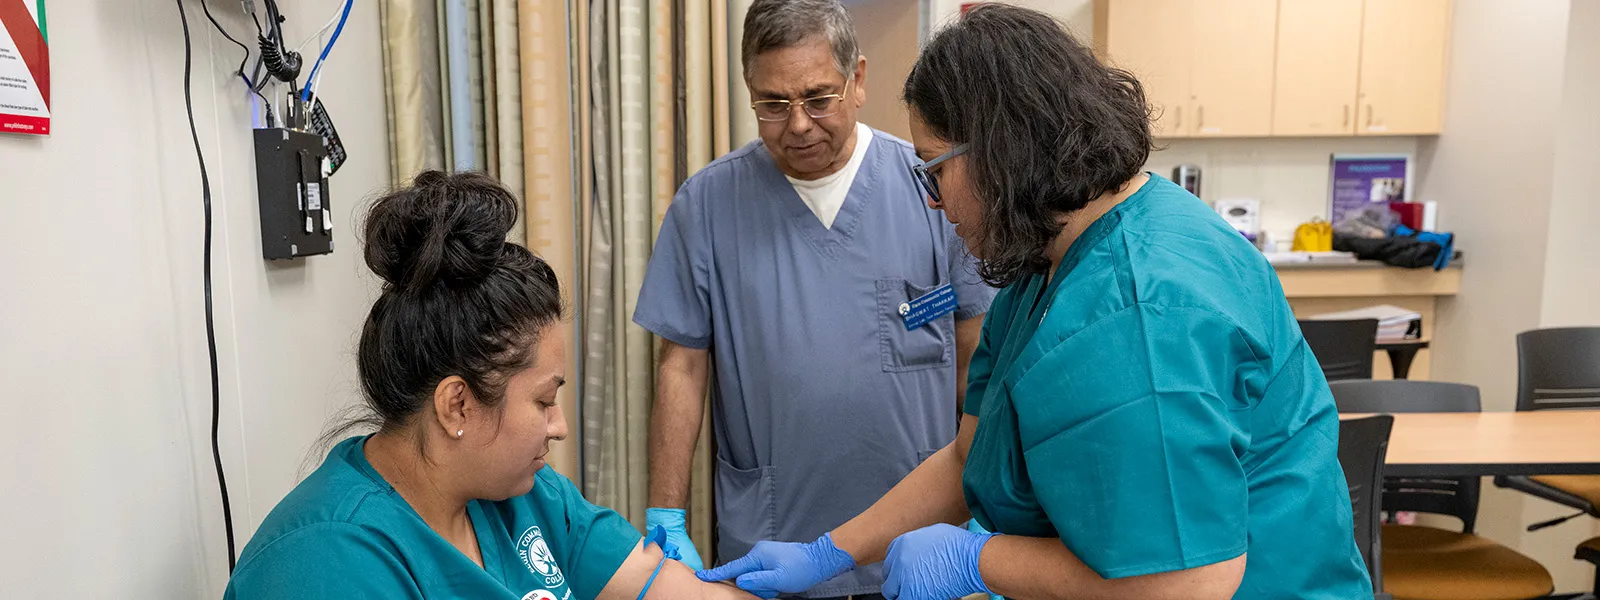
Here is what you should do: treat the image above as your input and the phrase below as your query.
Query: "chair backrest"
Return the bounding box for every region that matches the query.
[1339,414,1394,593]
[1300,319,1380,381]
[1328,380,1482,413]
[1516,327,1600,412]
[1328,380,1483,533]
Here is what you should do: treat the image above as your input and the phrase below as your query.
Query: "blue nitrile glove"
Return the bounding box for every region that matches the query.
[645,508,704,571]
[695,533,856,599]
[965,520,1005,600]
[646,508,704,569]
[882,523,996,600]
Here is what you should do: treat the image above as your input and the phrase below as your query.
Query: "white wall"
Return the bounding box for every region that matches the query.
[927,0,1095,37]
[848,0,922,141]
[1533,0,1600,588]
[1416,0,1600,591]
[1146,137,1419,239]
[1422,0,1568,412]
[0,0,388,597]
[1540,0,1600,328]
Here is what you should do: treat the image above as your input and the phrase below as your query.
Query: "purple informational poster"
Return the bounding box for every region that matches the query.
[1328,154,1411,225]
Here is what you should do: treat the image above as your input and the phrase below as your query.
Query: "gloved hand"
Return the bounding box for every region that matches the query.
[882,523,996,600]
[965,520,1005,600]
[645,508,704,571]
[695,533,856,599]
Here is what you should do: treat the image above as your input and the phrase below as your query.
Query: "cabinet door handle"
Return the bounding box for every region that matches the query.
[1198,105,1205,130]
[1173,105,1182,130]
[1366,103,1374,128]
[1343,104,1350,127]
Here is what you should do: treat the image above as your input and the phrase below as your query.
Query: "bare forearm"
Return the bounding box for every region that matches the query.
[646,563,755,600]
[954,315,983,413]
[830,444,970,566]
[980,536,1245,600]
[648,341,709,509]
[601,542,759,600]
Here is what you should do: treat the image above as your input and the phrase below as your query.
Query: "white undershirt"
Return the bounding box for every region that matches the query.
[787,122,873,229]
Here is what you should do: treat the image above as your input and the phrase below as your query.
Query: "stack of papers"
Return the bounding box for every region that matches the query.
[1308,305,1423,342]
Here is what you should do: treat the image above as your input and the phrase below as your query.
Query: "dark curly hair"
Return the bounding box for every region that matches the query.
[325,171,564,448]
[903,4,1153,286]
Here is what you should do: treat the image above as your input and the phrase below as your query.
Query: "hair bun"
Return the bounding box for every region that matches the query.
[364,170,520,290]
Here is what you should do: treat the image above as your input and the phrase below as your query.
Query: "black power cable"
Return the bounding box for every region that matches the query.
[198,0,272,127]
[176,0,238,574]
[247,0,264,36]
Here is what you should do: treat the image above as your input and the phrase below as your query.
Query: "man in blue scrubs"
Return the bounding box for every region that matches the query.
[633,1,993,598]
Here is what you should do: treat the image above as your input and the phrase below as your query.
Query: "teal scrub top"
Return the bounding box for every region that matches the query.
[224,436,641,600]
[961,175,1373,599]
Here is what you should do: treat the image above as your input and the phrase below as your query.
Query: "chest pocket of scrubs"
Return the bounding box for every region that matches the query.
[877,278,953,372]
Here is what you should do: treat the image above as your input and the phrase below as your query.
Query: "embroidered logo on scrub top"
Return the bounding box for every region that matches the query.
[517,526,567,588]
[521,591,560,600]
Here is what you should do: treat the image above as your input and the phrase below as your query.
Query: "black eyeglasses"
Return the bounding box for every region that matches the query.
[910,144,969,205]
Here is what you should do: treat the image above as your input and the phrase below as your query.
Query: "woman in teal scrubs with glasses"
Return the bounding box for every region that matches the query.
[699,5,1373,600]
[224,172,752,600]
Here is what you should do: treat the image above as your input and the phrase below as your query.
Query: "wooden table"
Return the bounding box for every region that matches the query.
[1342,411,1600,477]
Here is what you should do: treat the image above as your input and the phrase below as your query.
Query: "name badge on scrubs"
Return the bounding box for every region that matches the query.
[898,284,958,330]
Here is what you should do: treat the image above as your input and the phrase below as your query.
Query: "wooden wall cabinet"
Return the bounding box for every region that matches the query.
[1095,0,1277,138]
[1096,0,1195,138]
[1357,0,1452,135]
[1098,0,1451,138]
[1190,0,1278,137]
[1273,0,1364,135]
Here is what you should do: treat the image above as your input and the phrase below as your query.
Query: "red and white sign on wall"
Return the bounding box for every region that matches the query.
[0,0,48,136]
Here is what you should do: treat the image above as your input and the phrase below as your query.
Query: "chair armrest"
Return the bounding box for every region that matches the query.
[1494,476,1598,516]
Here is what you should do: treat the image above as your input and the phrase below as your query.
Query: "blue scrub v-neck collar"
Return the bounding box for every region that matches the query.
[349,436,508,581]
[760,128,882,248]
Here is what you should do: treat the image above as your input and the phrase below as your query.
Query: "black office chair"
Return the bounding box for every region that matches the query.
[1340,414,1394,599]
[1579,537,1600,599]
[1329,380,1554,600]
[1493,327,1600,595]
[1301,319,1380,381]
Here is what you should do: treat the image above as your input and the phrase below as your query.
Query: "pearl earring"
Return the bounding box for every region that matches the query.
[456,429,464,438]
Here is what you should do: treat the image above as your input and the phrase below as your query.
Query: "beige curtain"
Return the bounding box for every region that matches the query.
[380,0,525,241]
[379,0,446,179]
[727,0,757,148]
[380,0,731,550]
[579,0,661,528]
[674,0,725,567]
[488,0,527,239]
[581,0,621,508]
[520,0,581,478]
[463,0,487,168]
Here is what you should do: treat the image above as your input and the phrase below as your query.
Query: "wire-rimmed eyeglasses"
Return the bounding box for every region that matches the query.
[750,80,853,122]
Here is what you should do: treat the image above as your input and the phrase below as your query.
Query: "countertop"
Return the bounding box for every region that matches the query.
[1271,260,1463,271]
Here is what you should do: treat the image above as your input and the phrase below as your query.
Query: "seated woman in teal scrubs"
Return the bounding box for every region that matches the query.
[225,172,752,600]
[699,5,1373,600]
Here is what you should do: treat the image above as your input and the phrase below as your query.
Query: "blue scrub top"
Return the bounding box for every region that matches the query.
[224,437,641,600]
[962,175,1373,599]
[633,128,995,597]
